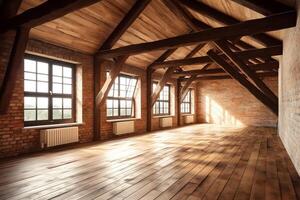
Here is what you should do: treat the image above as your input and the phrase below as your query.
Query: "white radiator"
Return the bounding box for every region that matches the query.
[184,115,194,124]
[113,121,134,135]
[40,127,79,148]
[160,117,173,128]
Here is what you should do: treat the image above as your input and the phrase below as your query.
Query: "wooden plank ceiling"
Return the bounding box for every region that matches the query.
[19,0,294,70]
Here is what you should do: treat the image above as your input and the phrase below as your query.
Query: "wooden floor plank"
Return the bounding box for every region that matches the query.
[0,124,298,200]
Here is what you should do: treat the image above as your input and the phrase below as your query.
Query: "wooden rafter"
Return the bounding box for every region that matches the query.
[97,11,295,58]
[214,40,278,104]
[178,0,282,47]
[230,0,293,16]
[207,50,278,115]
[96,0,151,52]
[0,0,105,33]
[95,56,128,107]
[0,27,30,114]
[152,45,282,69]
[0,0,23,20]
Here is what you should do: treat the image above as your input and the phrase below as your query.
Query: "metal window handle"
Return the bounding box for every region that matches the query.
[50,91,53,96]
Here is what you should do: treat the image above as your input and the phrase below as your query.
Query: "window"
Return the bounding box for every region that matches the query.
[106,74,137,119]
[181,89,191,114]
[153,83,170,116]
[24,55,75,126]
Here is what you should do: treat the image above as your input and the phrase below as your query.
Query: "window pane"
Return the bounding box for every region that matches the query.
[53,109,62,119]
[107,109,112,117]
[63,67,72,78]
[53,65,62,76]
[120,100,126,108]
[53,98,62,108]
[120,109,126,116]
[24,80,36,92]
[63,109,72,119]
[24,97,36,109]
[37,110,48,120]
[113,109,118,116]
[63,98,72,109]
[37,81,48,93]
[37,97,48,109]
[37,62,48,74]
[53,83,62,94]
[63,78,72,84]
[25,72,36,80]
[63,84,72,94]
[24,59,36,72]
[53,76,62,83]
[107,99,113,109]
[37,74,48,82]
[126,109,131,116]
[24,110,36,121]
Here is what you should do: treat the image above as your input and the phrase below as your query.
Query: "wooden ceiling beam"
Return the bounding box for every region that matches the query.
[96,0,151,52]
[152,45,282,69]
[97,11,295,58]
[0,0,104,33]
[95,56,128,107]
[207,50,278,115]
[214,40,278,104]
[179,0,283,47]
[174,62,279,76]
[230,0,293,16]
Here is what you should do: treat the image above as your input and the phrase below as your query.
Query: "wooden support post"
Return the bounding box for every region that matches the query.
[177,79,181,126]
[95,56,128,107]
[146,48,177,131]
[214,40,278,105]
[97,11,295,58]
[0,27,30,113]
[146,66,154,132]
[207,50,278,115]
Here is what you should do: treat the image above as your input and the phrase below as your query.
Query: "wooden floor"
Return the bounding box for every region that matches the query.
[0,124,299,200]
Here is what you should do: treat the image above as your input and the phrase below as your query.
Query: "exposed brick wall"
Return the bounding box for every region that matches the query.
[0,39,94,158]
[196,77,278,127]
[279,1,300,175]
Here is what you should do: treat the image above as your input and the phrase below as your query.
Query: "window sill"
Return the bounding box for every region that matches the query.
[153,115,174,119]
[23,122,84,130]
[106,118,140,123]
[181,114,195,117]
